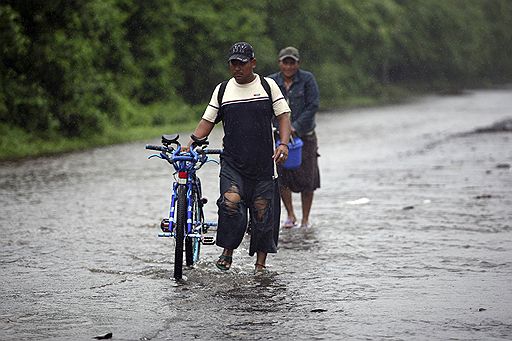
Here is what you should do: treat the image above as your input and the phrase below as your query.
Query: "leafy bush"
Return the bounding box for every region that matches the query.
[1,0,512,148]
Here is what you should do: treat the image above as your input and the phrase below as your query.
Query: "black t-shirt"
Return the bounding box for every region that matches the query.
[202,75,290,180]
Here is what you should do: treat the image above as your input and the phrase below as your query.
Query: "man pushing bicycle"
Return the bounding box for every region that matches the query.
[185,42,291,273]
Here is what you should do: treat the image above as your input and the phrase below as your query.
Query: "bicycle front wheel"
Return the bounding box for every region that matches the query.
[185,188,202,266]
[174,185,186,280]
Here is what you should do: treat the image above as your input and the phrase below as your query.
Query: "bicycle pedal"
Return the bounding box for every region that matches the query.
[160,218,170,232]
[202,222,218,233]
[158,232,173,238]
[201,236,215,245]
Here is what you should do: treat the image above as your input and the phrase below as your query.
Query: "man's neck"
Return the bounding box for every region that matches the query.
[235,73,257,85]
[284,75,294,90]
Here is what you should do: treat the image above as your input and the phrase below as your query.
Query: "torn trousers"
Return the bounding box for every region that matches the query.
[216,161,280,256]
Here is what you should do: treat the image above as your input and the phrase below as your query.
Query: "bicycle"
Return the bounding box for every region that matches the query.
[146,134,222,280]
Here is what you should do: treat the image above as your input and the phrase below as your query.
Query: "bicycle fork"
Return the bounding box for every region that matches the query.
[159,183,179,237]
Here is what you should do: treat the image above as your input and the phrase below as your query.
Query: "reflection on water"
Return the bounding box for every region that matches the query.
[1,89,512,340]
[278,227,319,251]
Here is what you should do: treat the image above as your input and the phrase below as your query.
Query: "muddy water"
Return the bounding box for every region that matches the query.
[1,88,511,340]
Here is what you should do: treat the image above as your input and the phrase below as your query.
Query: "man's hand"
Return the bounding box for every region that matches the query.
[273,144,289,164]
[181,143,191,152]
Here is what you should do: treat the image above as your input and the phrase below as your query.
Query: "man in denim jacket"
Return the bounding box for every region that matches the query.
[269,46,320,228]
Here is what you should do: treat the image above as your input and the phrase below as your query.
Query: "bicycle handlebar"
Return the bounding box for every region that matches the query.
[146,140,222,170]
[145,144,171,153]
[146,145,221,154]
[202,148,222,155]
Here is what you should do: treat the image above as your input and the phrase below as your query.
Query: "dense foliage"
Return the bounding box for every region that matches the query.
[1,0,511,144]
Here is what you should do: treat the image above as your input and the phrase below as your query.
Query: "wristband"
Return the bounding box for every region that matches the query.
[279,143,289,149]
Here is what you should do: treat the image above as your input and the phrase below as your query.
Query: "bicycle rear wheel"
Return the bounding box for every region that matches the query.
[174,185,186,280]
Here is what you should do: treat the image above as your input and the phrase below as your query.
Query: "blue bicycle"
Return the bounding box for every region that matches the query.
[146,134,221,280]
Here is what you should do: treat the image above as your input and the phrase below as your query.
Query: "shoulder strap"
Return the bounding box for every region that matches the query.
[260,75,276,124]
[214,76,273,124]
[259,75,272,103]
[215,80,229,124]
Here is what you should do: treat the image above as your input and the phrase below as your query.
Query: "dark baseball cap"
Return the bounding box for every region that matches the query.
[278,46,300,61]
[228,42,255,62]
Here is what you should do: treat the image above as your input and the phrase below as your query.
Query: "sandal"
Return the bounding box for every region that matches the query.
[216,255,232,271]
[254,263,267,274]
[282,218,297,229]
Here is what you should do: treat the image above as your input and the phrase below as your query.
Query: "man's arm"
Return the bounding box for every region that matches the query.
[185,119,215,149]
[292,72,319,135]
[273,113,291,164]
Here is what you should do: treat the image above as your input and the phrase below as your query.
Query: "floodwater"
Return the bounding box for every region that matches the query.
[1,88,511,340]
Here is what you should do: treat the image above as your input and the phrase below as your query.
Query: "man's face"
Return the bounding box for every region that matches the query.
[279,58,299,79]
[229,59,256,84]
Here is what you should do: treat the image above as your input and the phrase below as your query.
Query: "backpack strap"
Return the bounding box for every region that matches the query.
[214,80,229,124]
[259,75,272,103]
[214,76,273,124]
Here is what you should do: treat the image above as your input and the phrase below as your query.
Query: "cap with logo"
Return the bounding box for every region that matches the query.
[278,46,300,61]
[228,42,255,63]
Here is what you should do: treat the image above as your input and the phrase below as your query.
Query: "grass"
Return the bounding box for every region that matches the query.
[1,81,478,161]
[0,97,204,161]
[0,121,198,161]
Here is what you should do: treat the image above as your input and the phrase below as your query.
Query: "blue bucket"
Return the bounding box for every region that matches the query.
[276,137,303,170]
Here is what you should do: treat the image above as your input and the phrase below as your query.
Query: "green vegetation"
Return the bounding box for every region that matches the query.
[1,0,511,159]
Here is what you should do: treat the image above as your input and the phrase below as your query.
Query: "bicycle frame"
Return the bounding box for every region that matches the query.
[156,152,202,237]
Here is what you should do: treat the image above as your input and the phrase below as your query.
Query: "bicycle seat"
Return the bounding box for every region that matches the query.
[162,134,179,146]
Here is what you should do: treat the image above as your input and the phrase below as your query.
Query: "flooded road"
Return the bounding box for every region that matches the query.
[1,88,511,340]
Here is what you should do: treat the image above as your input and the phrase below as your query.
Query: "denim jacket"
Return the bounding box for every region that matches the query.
[268,69,320,137]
